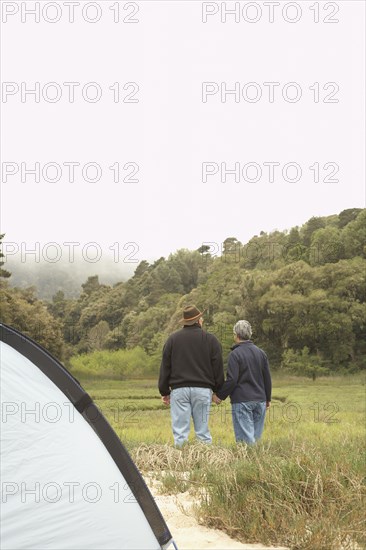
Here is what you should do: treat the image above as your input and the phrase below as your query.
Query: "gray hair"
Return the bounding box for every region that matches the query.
[233,320,252,340]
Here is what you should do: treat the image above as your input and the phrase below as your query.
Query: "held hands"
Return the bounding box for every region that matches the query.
[161,395,170,406]
[212,393,222,405]
[163,394,222,405]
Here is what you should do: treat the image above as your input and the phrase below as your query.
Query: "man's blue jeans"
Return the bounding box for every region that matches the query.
[231,401,266,444]
[170,387,212,446]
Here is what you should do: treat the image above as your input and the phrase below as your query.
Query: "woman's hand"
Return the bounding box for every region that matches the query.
[161,395,170,405]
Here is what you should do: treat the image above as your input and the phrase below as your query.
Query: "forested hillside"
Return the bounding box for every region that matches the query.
[1,208,365,375]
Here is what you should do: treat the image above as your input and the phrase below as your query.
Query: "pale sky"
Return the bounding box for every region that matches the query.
[1,1,365,269]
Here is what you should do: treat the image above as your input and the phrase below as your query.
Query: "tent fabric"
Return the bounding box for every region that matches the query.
[0,324,173,550]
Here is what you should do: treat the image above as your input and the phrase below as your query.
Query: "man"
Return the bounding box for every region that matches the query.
[213,320,271,444]
[159,305,224,446]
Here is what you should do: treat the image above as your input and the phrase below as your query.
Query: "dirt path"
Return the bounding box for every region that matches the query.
[146,477,289,550]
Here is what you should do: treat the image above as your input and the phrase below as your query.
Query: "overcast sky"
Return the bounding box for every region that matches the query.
[1,0,365,270]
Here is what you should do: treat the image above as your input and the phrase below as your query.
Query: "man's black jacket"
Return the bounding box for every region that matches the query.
[158,325,224,396]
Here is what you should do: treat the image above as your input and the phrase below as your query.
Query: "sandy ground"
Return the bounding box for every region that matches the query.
[145,476,289,550]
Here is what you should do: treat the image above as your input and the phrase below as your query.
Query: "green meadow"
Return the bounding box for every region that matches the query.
[80,375,366,550]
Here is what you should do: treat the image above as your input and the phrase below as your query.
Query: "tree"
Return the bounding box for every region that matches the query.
[338,208,362,229]
[222,237,242,263]
[168,249,202,293]
[310,226,344,265]
[0,284,64,358]
[0,234,11,278]
[197,244,211,254]
[341,210,366,259]
[133,260,150,278]
[48,290,67,319]
[281,347,329,380]
[301,216,326,247]
[81,275,102,297]
[87,320,110,351]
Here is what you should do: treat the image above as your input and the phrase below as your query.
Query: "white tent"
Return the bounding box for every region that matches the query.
[0,324,174,550]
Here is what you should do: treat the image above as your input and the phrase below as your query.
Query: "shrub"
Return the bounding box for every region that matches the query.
[69,347,154,379]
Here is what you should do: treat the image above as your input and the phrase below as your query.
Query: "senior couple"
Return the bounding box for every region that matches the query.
[158,305,272,446]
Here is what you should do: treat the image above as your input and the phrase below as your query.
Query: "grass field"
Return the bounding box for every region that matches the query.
[80,374,366,550]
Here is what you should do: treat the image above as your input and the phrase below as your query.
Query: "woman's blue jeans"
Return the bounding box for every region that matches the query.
[170,387,212,446]
[231,401,266,444]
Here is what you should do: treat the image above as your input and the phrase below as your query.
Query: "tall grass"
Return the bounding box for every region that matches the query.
[132,440,365,550]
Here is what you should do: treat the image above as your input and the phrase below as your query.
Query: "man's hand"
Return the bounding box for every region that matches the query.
[212,393,221,405]
[162,395,170,406]
[266,401,271,409]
